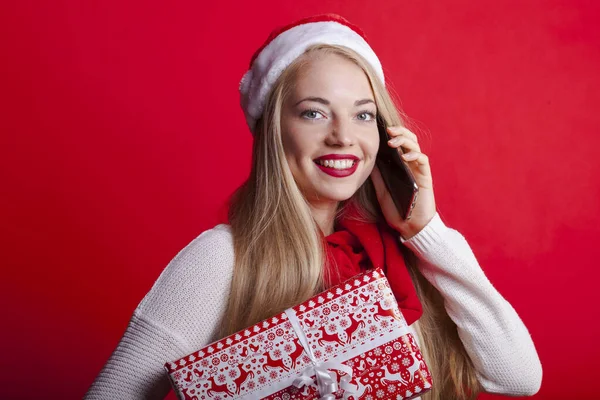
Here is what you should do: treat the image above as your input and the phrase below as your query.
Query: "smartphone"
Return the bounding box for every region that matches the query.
[375,115,419,220]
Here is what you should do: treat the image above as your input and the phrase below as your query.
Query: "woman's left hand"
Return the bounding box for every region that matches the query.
[370,125,437,240]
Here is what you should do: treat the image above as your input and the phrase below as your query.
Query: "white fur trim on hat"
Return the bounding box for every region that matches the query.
[239,20,385,134]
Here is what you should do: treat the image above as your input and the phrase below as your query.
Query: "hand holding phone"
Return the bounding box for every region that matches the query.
[375,115,419,220]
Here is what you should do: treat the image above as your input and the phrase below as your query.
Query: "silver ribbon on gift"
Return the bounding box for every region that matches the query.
[237,276,412,400]
[284,308,358,400]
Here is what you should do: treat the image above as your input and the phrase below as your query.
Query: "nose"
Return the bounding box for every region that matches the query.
[325,118,355,147]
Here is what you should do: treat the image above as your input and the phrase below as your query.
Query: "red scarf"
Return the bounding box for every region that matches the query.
[321,208,423,325]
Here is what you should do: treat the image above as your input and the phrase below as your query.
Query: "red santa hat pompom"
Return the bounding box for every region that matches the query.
[239,14,385,134]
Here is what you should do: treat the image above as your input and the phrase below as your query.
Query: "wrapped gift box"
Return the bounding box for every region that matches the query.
[164,267,432,399]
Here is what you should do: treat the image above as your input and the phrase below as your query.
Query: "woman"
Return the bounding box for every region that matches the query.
[85,14,542,400]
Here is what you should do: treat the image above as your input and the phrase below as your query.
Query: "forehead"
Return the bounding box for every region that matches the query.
[290,53,374,101]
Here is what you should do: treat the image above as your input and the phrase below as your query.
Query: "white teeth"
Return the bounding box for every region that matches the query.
[317,159,356,169]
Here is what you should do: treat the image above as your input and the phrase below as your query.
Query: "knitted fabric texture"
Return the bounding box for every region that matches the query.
[84,213,542,399]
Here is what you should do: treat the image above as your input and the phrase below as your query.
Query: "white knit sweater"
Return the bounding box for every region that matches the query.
[84,212,542,399]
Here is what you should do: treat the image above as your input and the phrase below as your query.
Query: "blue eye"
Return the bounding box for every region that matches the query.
[301,108,325,120]
[357,111,376,121]
[300,109,376,121]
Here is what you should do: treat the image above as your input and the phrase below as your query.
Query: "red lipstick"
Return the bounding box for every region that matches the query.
[314,154,359,161]
[313,154,360,178]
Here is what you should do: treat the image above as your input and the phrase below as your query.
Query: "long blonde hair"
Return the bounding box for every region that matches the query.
[218,44,481,400]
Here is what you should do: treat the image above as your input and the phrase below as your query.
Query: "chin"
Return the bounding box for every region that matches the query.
[315,187,358,203]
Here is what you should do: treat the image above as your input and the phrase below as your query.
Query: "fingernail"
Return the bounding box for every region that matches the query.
[402,152,417,160]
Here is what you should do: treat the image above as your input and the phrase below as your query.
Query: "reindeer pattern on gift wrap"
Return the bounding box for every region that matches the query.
[194,363,256,398]
[170,271,432,400]
[308,287,394,350]
[181,343,271,398]
[217,339,307,396]
[339,347,428,400]
[380,354,421,386]
[262,339,308,372]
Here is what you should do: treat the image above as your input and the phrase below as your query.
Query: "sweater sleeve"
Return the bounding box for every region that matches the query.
[399,213,542,396]
[84,224,235,400]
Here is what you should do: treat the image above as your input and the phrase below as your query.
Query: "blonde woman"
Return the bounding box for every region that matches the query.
[85,14,542,400]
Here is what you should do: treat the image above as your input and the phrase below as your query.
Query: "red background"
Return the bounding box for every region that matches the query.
[1,1,598,399]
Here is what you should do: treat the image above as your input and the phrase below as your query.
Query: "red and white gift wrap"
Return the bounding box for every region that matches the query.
[164,268,432,400]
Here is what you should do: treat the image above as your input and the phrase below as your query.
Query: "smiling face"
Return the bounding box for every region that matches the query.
[280,52,380,208]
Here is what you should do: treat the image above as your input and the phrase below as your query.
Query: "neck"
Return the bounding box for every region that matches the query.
[308,200,339,236]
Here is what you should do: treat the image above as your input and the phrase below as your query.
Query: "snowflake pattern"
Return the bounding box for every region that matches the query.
[167,269,431,400]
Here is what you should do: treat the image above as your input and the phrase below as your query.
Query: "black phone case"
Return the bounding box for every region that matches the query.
[375,115,419,220]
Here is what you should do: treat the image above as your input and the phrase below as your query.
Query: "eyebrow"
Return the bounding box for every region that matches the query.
[294,97,375,107]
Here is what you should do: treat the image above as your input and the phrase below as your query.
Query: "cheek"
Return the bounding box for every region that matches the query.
[364,136,380,160]
[282,135,315,162]
[281,132,300,161]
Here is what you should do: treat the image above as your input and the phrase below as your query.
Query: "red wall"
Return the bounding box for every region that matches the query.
[1,1,598,399]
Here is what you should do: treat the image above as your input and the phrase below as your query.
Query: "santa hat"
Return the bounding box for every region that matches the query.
[239,14,385,134]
